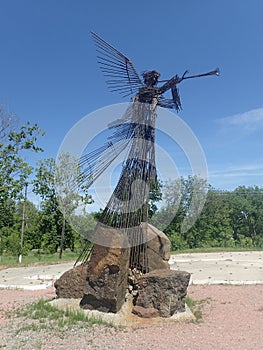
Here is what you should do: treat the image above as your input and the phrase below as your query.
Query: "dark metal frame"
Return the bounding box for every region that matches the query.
[76,32,219,272]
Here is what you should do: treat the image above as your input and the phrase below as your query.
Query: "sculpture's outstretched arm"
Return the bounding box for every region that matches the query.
[159,75,183,94]
[159,68,220,94]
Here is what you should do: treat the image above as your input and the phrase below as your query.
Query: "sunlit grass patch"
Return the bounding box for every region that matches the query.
[185,296,211,323]
[0,250,79,268]
[15,298,115,334]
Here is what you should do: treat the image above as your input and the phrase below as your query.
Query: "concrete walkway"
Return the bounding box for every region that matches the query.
[0,263,73,290]
[170,250,263,285]
[0,251,262,290]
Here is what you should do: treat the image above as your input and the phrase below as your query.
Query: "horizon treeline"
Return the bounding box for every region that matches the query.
[1,107,263,259]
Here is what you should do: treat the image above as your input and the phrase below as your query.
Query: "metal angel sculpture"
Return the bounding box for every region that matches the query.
[76,32,219,272]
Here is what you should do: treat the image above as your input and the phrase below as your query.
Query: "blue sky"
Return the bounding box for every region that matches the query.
[1,0,263,192]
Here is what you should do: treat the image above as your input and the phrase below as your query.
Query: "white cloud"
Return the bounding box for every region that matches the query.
[226,163,263,172]
[218,107,263,132]
[210,162,263,177]
[210,171,263,178]
[208,167,263,190]
[208,162,263,192]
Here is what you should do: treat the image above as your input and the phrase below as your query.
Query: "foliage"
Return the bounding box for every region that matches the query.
[0,106,44,258]
[0,250,80,267]
[163,178,263,250]
[185,296,210,323]
[148,177,163,218]
[15,299,114,333]
[32,154,93,257]
[1,104,263,256]
[0,108,44,207]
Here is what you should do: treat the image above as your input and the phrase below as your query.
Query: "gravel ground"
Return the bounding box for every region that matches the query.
[0,284,262,350]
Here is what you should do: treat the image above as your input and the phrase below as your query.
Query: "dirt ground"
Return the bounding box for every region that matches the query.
[0,284,262,350]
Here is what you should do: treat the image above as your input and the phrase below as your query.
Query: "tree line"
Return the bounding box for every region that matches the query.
[156,177,263,250]
[0,107,262,260]
[0,107,93,260]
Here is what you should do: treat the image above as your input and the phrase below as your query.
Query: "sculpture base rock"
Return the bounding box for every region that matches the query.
[143,223,171,271]
[79,246,130,313]
[133,269,190,318]
[79,224,130,313]
[54,264,88,299]
[54,223,190,318]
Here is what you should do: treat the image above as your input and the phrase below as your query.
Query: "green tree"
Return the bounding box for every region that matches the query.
[0,106,44,258]
[159,176,209,249]
[148,178,163,218]
[55,152,93,258]
[150,177,182,232]
[229,186,263,247]
[69,212,97,250]
[36,200,62,254]
[193,189,234,248]
[33,155,93,257]
[16,199,41,251]
[0,117,44,206]
[33,158,64,254]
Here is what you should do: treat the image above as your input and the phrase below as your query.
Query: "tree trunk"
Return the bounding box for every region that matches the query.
[59,214,66,259]
[19,184,28,263]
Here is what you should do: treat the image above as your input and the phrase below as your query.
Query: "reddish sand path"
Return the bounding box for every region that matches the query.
[0,284,262,349]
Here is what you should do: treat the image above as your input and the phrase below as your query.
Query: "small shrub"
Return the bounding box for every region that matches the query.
[185,296,208,323]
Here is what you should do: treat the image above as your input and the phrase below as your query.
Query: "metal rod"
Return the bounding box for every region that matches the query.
[182,68,220,80]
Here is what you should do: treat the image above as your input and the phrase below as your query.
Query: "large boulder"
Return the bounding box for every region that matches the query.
[55,222,173,315]
[143,224,171,271]
[54,264,88,299]
[133,269,190,318]
[79,223,130,313]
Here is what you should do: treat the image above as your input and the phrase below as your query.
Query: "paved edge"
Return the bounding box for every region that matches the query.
[1,251,262,290]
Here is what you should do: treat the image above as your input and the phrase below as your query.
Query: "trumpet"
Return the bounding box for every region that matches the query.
[182,68,220,80]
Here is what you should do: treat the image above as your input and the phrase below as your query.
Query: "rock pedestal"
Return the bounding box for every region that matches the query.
[54,223,190,318]
[79,244,129,313]
[55,223,130,313]
[79,223,130,313]
[133,269,190,318]
[54,264,88,299]
[143,224,171,271]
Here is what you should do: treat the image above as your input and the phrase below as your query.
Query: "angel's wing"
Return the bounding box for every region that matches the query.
[77,136,131,189]
[76,103,137,189]
[91,32,143,96]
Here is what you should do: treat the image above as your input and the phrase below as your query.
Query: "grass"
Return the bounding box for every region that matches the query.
[15,298,115,335]
[171,246,262,255]
[185,296,211,323]
[0,250,79,268]
[1,246,261,268]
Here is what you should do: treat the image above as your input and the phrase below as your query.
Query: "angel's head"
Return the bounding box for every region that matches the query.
[142,70,160,87]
